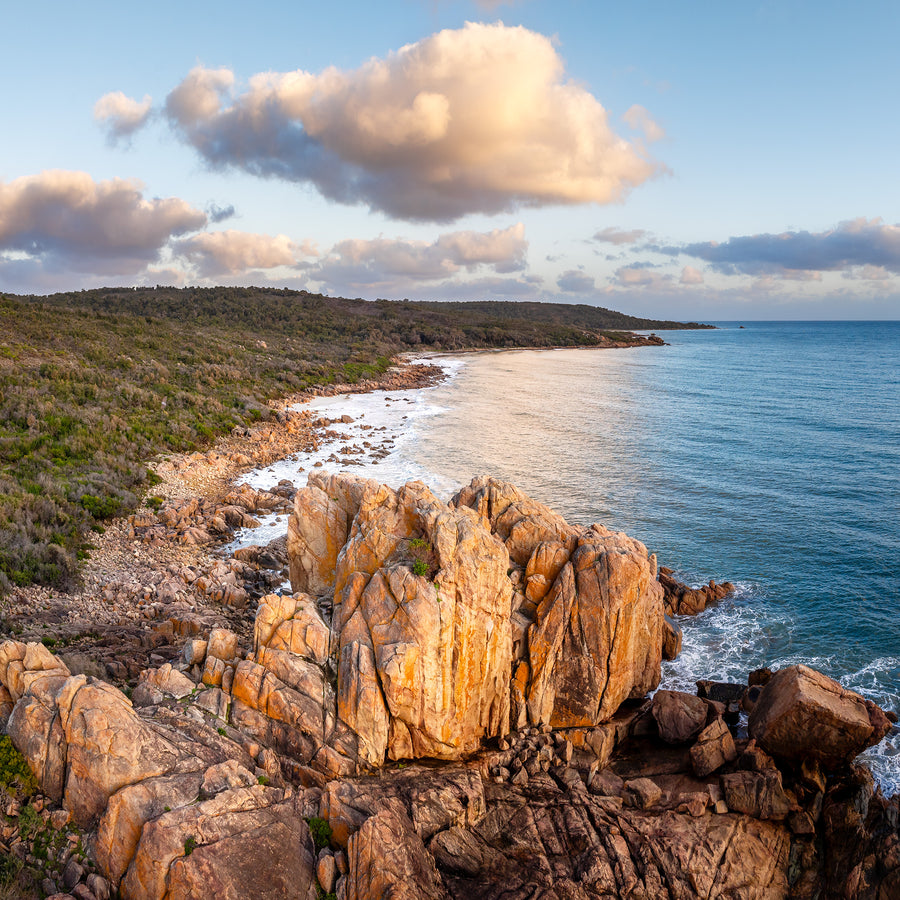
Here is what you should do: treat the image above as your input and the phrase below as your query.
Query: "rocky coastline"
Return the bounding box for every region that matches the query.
[0,361,897,899]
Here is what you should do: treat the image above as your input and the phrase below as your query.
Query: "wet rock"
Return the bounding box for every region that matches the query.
[662,614,683,660]
[659,567,735,616]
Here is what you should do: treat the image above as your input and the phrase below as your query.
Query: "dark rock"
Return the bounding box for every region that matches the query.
[652,690,708,743]
[749,667,772,686]
[721,769,793,821]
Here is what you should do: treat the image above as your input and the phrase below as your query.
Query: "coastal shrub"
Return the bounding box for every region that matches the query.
[0,736,38,797]
[306,816,333,851]
[406,536,438,580]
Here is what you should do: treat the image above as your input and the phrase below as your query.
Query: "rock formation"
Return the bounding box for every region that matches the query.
[284,473,663,769]
[0,474,896,899]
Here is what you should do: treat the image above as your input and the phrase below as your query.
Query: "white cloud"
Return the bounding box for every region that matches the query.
[94,91,153,142]
[680,265,704,285]
[622,104,665,142]
[174,230,316,276]
[156,24,662,221]
[0,170,206,275]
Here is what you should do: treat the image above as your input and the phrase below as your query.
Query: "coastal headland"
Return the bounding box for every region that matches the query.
[0,293,897,898]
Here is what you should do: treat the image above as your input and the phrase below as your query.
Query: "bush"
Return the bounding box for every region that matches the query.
[306,816,333,851]
[0,735,38,797]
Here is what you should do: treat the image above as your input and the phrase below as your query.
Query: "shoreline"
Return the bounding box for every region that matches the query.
[0,359,449,678]
[4,345,896,798]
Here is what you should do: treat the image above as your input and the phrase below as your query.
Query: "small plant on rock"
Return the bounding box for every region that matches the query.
[406,536,438,580]
[306,816,333,851]
[184,835,198,856]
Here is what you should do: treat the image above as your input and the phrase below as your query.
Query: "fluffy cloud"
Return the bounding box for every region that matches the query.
[0,170,206,275]
[557,269,595,293]
[310,223,527,287]
[680,265,704,285]
[156,23,662,221]
[94,92,153,142]
[174,230,316,276]
[681,218,900,277]
[593,226,647,245]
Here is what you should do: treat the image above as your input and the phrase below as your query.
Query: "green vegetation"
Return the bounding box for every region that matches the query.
[0,736,38,797]
[0,287,706,593]
[306,815,333,851]
[406,535,438,580]
[184,835,198,856]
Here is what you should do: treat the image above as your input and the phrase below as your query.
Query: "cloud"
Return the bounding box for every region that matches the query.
[556,269,595,293]
[174,230,316,276]
[614,265,672,289]
[156,24,662,221]
[0,170,206,276]
[622,104,665,142]
[94,91,153,142]
[680,265,704,285]
[206,203,236,224]
[593,226,647,245]
[843,264,891,281]
[164,66,235,129]
[310,223,527,287]
[681,218,900,277]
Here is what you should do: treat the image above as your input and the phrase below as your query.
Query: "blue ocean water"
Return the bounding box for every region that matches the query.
[241,322,900,791]
[409,323,900,790]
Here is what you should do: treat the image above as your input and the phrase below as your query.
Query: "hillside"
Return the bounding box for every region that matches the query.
[0,288,707,592]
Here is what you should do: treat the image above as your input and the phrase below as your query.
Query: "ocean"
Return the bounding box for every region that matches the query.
[237,321,900,794]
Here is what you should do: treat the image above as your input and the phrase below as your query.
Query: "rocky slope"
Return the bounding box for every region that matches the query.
[0,474,896,899]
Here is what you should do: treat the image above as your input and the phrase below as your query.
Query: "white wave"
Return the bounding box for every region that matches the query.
[662,593,900,795]
[224,357,465,551]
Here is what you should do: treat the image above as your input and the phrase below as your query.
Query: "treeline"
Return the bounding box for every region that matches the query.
[0,288,707,592]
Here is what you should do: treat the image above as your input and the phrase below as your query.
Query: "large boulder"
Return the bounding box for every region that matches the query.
[748,665,891,768]
[329,479,513,762]
[651,690,709,744]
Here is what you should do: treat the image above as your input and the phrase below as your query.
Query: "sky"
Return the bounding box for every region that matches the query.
[1,0,898,320]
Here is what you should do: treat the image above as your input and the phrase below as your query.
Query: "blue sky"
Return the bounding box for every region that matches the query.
[1,0,898,319]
